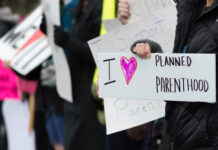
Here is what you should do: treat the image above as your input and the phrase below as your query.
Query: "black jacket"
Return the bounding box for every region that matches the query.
[62,0,102,116]
[161,0,218,150]
[55,1,106,150]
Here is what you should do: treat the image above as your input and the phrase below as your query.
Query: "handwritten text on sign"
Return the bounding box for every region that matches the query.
[88,5,177,65]
[104,98,165,134]
[98,53,216,103]
[128,0,174,23]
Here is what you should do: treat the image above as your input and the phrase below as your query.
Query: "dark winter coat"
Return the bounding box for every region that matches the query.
[54,0,106,150]
[161,0,218,150]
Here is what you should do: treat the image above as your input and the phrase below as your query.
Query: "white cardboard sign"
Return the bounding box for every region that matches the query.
[102,0,175,33]
[128,0,175,23]
[43,0,73,102]
[104,98,165,134]
[11,36,52,75]
[103,19,122,32]
[89,2,176,134]
[0,6,52,75]
[88,5,177,65]
[98,53,216,103]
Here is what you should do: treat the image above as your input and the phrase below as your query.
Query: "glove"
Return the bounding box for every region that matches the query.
[211,22,218,46]
[40,14,47,34]
[131,39,163,53]
[53,25,69,49]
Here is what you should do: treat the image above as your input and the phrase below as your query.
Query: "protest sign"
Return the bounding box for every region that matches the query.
[102,0,175,33]
[128,0,175,23]
[11,31,52,75]
[89,1,176,134]
[104,98,165,134]
[3,101,35,150]
[103,19,122,32]
[0,6,52,75]
[98,53,216,103]
[42,0,73,102]
[88,5,177,65]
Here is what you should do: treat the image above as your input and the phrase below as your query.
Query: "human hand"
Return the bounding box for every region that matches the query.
[96,81,104,100]
[118,0,131,25]
[2,60,11,68]
[133,43,151,59]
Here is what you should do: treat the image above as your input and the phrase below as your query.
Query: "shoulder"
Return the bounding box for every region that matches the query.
[176,0,204,12]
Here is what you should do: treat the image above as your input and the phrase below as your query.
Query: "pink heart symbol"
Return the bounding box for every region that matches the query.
[120,57,137,85]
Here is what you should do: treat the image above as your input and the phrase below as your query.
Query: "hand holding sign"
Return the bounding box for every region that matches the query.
[133,43,151,58]
[118,0,131,25]
[98,53,216,103]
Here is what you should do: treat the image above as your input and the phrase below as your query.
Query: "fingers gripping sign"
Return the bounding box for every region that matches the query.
[133,43,151,59]
[118,0,131,25]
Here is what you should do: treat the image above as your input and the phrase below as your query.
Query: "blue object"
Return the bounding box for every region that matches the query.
[46,105,65,146]
[61,0,78,32]
[61,0,78,59]
[182,45,187,53]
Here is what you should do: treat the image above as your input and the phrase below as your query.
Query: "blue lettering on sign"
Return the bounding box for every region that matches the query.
[90,39,102,52]
[114,17,165,51]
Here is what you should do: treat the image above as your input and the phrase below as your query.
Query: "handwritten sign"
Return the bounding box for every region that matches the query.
[102,0,175,33]
[42,0,73,102]
[104,98,165,134]
[98,53,216,103]
[88,5,177,65]
[103,19,122,32]
[128,0,175,23]
[89,2,177,134]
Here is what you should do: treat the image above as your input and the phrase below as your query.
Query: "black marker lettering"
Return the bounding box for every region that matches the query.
[103,58,116,85]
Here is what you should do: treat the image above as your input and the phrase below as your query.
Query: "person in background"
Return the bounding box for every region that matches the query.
[121,0,218,149]
[35,58,64,150]
[53,0,106,150]
[94,0,163,149]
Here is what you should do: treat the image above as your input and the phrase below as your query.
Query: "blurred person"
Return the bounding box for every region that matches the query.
[35,59,64,150]
[94,0,163,149]
[124,0,218,149]
[53,0,106,150]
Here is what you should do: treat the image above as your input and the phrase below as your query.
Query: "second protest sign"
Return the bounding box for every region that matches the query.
[98,53,216,103]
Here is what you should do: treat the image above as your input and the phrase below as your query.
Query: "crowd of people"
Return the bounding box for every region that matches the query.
[0,0,217,150]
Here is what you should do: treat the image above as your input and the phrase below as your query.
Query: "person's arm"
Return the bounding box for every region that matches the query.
[54,26,92,55]
[54,3,102,59]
